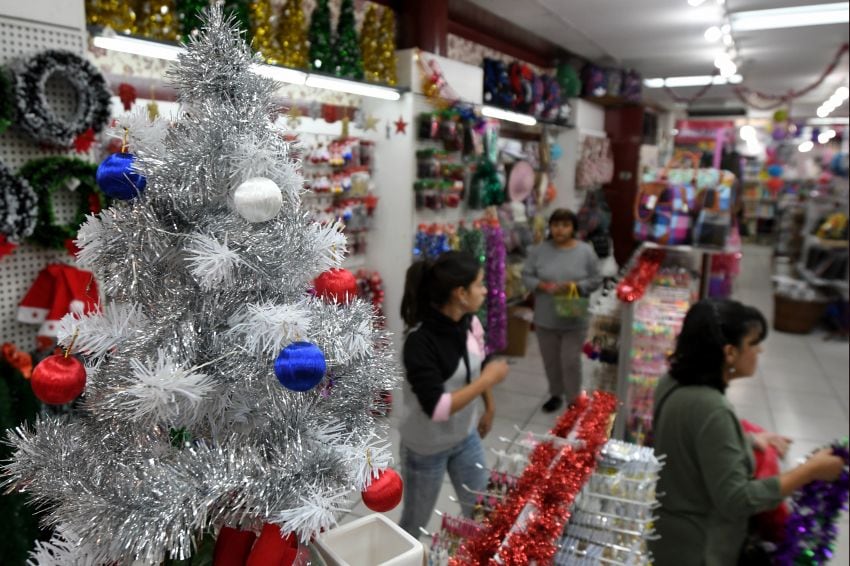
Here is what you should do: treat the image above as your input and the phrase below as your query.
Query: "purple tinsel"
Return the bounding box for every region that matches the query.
[483,222,507,354]
[772,441,850,565]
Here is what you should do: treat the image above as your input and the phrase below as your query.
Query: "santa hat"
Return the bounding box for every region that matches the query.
[18,264,100,340]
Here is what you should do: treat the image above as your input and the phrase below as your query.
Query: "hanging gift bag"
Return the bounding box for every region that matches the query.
[634,182,693,245]
[693,180,733,248]
[554,283,589,319]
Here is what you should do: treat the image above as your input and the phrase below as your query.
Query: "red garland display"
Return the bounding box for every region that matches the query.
[451,392,617,564]
[355,269,385,325]
[312,268,359,303]
[616,248,665,303]
[361,468,404,512]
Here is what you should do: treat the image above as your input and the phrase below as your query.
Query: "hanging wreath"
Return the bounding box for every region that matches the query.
[17,157,104,250]
[0,66,14,134]
[0,161,39,252]
[12,50,112,148]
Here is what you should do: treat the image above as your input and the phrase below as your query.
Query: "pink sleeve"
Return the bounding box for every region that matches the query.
[467,316,486,359]
[431,393,452,422]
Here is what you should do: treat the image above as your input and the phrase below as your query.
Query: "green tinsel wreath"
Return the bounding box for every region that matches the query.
[0,66,13,134]
[17,157,105,249]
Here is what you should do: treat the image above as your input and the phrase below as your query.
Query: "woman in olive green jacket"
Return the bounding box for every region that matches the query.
[649,299,843,566]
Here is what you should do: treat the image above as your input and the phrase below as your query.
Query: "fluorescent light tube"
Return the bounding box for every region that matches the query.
[798,141,814,152]
[658,74,742,87]
[93,34,184,61]
[480,106,537,126]
[250,64,306,85]
[305,75,400,100]
[643,78,666,88]
[731,3,849,31]
[809,117,850,125]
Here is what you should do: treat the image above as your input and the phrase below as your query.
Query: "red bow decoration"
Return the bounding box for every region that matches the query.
[2,342,33,379]
[73,128,96,154]
[118,83,137,111]
[0,234,17,260]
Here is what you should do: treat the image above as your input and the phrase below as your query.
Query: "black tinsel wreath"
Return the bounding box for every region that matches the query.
[13,50,112,148]
[17,157,104,249]
[0,66,14,134]
[0,160,38,244]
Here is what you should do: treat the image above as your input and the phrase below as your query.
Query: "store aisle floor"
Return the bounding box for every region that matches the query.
[347,244,849,563]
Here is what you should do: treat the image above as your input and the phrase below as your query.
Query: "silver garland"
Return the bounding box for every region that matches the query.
[3,6,399,564]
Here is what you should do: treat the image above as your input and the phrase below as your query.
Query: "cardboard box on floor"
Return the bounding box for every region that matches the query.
[502,306,533,357]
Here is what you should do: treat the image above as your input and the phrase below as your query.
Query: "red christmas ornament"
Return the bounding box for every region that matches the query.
[31,353,86,405]
[213,526,257,566]
[313,268,359,304]
[361,468,403,512]
[245,523,298,566]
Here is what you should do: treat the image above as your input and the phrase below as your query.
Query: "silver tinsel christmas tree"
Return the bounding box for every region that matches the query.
[3,6,397,564]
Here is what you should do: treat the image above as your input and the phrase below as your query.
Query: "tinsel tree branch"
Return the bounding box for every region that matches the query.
[4,5,400,564]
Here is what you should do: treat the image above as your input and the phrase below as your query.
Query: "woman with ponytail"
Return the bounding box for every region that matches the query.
[397,251,510,538]
[650,299,843,565]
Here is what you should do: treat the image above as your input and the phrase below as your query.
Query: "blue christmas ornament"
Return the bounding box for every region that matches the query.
[96,152,146,200]
[767,164,783,178]
[274,342,327,392]
[550,143,563,162]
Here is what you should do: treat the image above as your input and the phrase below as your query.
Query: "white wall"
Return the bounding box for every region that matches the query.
[552,98,606,212]
[0,0,84,29]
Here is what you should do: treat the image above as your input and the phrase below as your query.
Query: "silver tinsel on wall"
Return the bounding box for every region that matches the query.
[2,6,399,565]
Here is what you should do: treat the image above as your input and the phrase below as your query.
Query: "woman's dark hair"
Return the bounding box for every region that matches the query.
[547,208,578,239]
[669,299,768,392]
[400,251,481,327]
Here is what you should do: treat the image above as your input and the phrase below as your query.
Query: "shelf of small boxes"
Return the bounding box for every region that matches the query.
[299,136,378,259]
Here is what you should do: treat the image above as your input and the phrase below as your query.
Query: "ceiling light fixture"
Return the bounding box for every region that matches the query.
[798,140,815,152]
[643,74,743,88]
[740,125,757,140]
[480,105,537,126]
[730,2,849,31]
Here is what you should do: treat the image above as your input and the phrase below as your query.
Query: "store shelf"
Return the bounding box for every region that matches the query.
[805,235,849,249]
[796,263,850,291]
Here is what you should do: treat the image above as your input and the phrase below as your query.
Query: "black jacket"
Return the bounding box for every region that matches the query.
[403,309,489,418]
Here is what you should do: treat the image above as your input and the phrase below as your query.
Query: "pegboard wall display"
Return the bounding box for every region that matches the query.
[0,15,98,349]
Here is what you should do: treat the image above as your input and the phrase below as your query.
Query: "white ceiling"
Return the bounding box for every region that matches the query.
[467,0,850,117]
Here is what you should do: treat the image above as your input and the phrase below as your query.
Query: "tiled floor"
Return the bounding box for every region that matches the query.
[347,244,850,563]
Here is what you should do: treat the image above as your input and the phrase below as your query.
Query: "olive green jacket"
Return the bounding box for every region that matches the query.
[648,375,783,566]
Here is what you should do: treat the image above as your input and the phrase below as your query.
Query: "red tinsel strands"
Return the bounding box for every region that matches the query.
[452,392,618,564]
[662,42,848,108]
[662,70,720,105]
[616,250,665,303]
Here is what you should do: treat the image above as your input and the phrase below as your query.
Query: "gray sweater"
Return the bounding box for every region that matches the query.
[522,240,601,330]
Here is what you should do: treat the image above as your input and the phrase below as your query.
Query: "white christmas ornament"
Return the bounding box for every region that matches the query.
[233,177,283,222]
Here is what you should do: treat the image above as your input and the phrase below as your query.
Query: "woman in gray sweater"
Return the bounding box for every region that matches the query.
[522,209,601,413]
